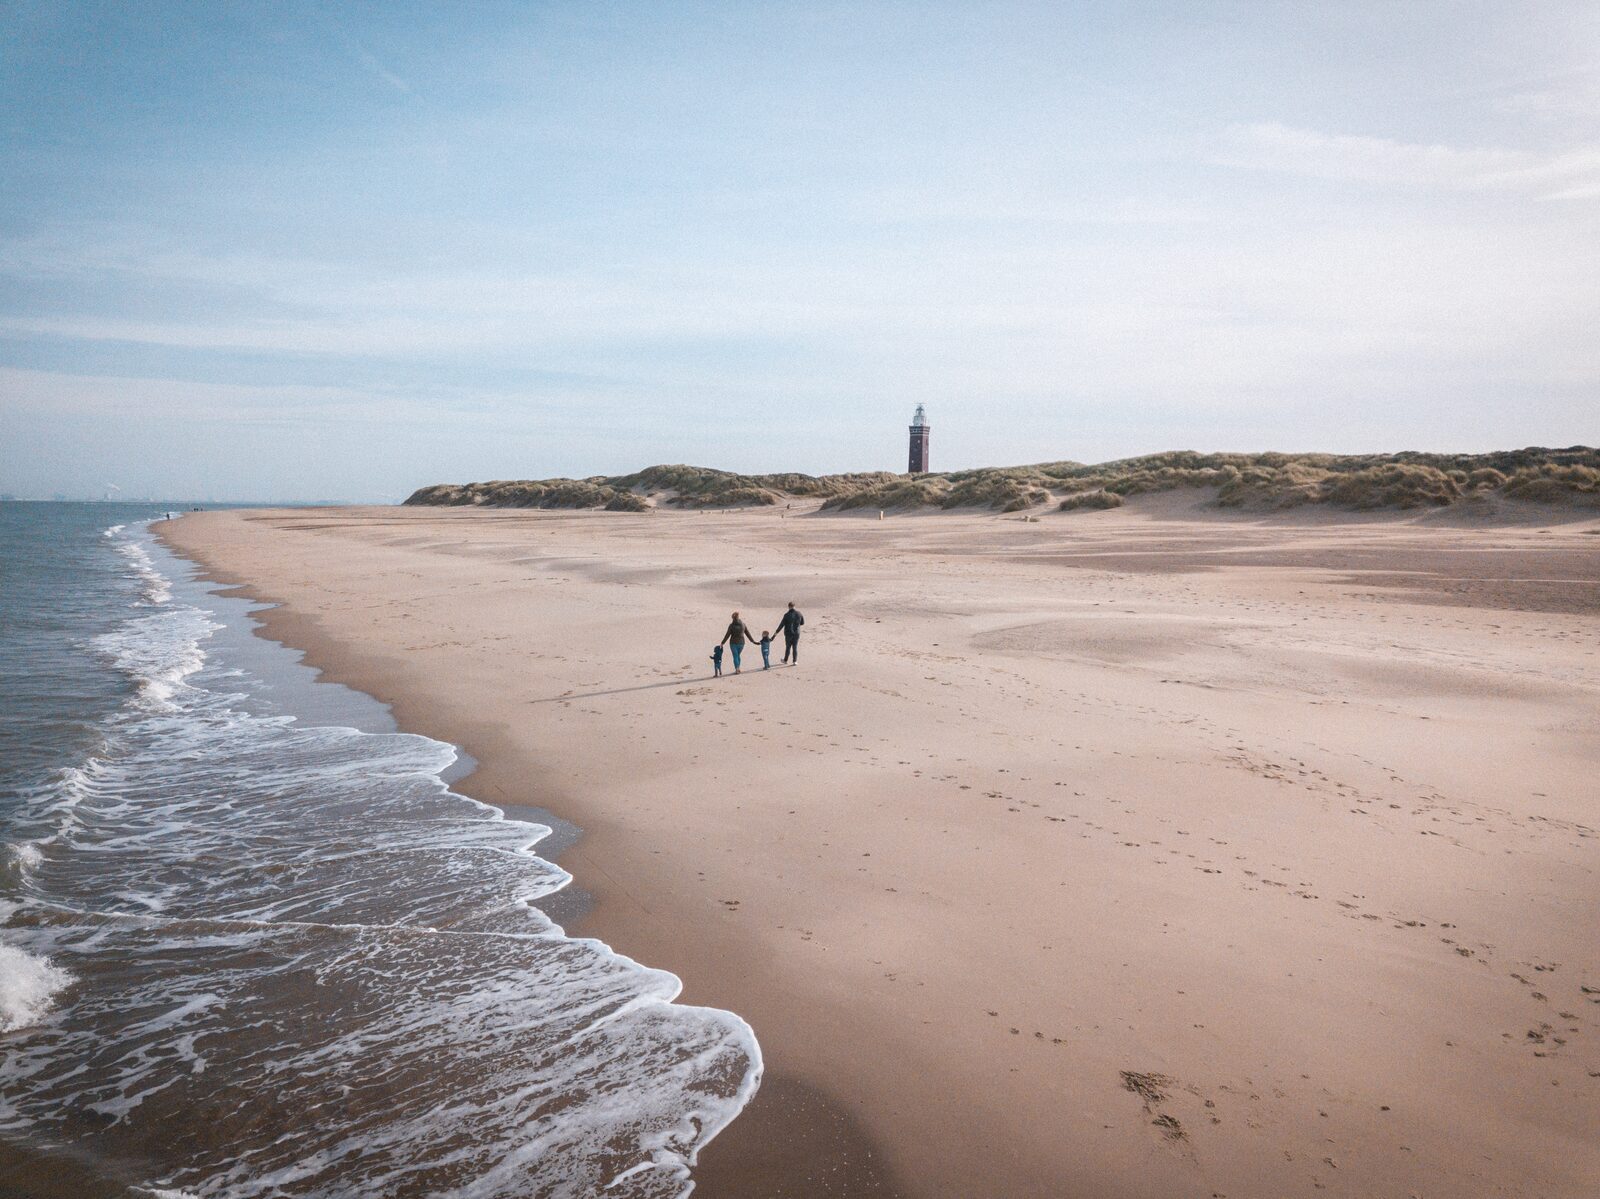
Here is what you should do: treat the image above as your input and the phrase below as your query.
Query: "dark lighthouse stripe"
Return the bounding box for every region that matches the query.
[908,403,930,474]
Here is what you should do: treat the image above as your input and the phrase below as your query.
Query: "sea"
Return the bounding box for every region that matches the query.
[0,502,760,1198]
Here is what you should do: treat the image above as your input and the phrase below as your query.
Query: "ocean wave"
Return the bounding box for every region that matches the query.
[111,530,173,605]
[92,607,214,709]
[6,842,43,871]
[1,842,44,892]
[0,523,761,1197]
[0,941,73,1033]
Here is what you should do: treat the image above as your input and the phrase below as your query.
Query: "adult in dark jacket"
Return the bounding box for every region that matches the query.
[720,611,757,673]
[776,602,804,664]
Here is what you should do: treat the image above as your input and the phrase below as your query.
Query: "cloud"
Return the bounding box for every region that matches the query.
[0,365,394,423]
[1490,61,1600,121]
[846,189,1211,227]
[1215,122,1600,200]
[0,234,813,357]
[1495,90,1569,119]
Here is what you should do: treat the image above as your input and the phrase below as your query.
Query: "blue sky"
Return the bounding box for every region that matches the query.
[2,2,1596,500]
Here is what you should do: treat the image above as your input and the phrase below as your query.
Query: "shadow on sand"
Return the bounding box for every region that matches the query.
[529,664,793,705]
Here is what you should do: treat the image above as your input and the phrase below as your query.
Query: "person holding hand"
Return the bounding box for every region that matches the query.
[776,602,804,664]
[720,611,757,674]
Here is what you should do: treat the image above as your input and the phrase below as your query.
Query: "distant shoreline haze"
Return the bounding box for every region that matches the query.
[12,447,1595,512]
[0,498,363,508]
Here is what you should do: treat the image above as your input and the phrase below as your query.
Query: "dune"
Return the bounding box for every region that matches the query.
[402,447,1600,516]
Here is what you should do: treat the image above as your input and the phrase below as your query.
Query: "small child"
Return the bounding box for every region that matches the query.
[759,631,772,669]
[711,644,724,677]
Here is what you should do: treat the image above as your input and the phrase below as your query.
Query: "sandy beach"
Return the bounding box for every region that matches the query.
[159,499,1600,1199]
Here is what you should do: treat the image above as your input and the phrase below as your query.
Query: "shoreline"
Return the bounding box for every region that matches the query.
[152,520,890,1195]
[158,503,1600,1198]
[2,513,762,1198]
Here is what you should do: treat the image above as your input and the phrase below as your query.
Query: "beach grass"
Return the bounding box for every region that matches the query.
[404,446,1600,515]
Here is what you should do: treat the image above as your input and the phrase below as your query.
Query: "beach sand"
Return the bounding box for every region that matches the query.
[159,499,1600,1198]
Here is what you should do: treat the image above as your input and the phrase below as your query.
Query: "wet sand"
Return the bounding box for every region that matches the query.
[160,498,1600,1198]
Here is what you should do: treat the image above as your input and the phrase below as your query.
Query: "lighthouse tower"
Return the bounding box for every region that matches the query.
[908,404,930,474]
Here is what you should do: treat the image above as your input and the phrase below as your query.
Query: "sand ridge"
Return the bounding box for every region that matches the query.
[161,502,1600,1198]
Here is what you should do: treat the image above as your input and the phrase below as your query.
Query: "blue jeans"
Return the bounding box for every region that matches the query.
[730,643,743,669]
[760,643,770,667]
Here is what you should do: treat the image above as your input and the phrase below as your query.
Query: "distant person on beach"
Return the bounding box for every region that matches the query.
[759,630,773,669]
[777,602,804,664]
[720,612,757,674]
[710,644,724,677]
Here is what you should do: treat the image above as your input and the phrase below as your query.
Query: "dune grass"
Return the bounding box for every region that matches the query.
[404,447,1599,515]
[1057,489,1124,511]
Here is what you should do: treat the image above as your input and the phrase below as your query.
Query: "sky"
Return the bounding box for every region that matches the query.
[1,1,1597,501]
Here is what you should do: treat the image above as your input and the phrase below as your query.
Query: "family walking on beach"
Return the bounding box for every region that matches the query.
[712,603,803,676]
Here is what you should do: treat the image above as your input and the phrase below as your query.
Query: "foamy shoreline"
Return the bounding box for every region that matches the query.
[159,501,1600,1198]
[2,517,759,1199]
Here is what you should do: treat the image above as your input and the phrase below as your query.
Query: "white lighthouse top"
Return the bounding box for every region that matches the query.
[912,403,927,427]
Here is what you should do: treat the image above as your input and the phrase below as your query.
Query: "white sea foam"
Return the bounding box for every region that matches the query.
[0,524,762,1197]
[7,842,42,871]
[1,842,44,892]
[0,942,73,1032]
[92,606,213,708]
[113,535,173,605]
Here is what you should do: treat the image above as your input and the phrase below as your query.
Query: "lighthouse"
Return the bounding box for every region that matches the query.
[908,404,930,474]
